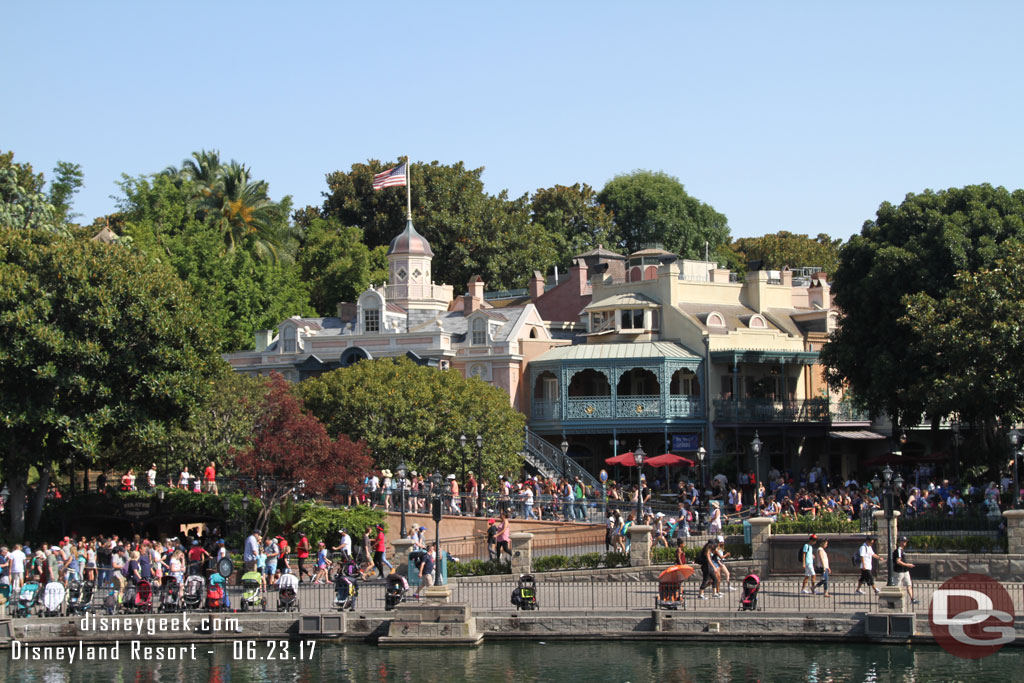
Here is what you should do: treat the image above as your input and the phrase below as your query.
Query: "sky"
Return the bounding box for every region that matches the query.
[5,2,1024,241]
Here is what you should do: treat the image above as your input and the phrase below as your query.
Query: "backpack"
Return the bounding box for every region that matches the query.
[852,551,861,567]
[797,544,807,564]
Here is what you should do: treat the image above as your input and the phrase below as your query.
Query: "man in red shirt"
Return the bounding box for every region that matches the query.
[203,462,218,494]
[372,524,389,579]
[295,534,312,583]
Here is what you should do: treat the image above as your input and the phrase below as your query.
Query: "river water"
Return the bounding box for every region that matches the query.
[2,640,1022,682]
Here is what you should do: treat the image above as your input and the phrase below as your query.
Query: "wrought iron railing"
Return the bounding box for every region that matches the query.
[523,427,602,492]
[712,399,867,424]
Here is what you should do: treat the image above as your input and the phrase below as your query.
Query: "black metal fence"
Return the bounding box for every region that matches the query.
[18,578,1022,618]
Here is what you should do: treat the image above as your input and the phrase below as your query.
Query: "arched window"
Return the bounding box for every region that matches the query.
[364,307,380,333]
[749,315,767,329]
[282,327,297,353]
[568,369,611,397]
[470,364,487,379]
[670,368,700,396]
[617,368,659,396]
[707,312,725,327]
[471,318,487,345]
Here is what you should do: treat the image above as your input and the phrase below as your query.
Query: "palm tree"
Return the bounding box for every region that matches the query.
[205,161,287,262]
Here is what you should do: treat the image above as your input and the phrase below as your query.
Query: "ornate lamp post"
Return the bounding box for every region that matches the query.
[560,438,569,480]
[397,461,408,538]
[429,472,449,586]
[952,421,961,485]
[633,442,646,521]
[872,465,904,586]
[1010,430,1022,509]
[697,446,707,496]
[751,431,763,513]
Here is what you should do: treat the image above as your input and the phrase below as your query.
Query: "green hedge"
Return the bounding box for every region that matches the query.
[449,558,511,576]
[907,535,1007,554]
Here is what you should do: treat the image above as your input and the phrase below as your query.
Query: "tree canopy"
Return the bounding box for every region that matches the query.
[0,150,71,235]
[297,216,389,316]
[0,228,226,540]
[233,373,373,535]
[597,170,730,257]
[529,183,619,270]
[116,167,313,352]
[728,231,842,275]
[298,358,526,483]
[821,184,1024,433]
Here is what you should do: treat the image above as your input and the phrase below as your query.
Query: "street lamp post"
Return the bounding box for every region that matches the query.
[1010,430,1022,510]
[952,421,961,485]
[872,465,904,586]
[397,461,408,538]
[430,472,449,587]
[697,446,707,497]
[560,438,569,480]
[475,434,484,515]
[634,442,646,521]
[751,432,763,514]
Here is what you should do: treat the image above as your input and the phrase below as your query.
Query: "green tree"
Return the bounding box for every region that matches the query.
[729,231,842,274]
[319,159,556,290]
[298,358,525,483]
[902,241,1024,465]
[821,184,1024,435]
[0,151,66,235]
[597,170,730,256]
[48,161,84,223]
[0,228,225,540]
[530,183,619,269]
[297,217,388,315]
[117,173,313,352]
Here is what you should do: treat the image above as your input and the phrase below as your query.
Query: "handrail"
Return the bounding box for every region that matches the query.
[523,427,603,492]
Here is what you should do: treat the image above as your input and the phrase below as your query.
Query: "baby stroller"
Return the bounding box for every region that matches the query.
[510,574,538,611]
[334,572,358,611]
[160,576,181,612]
[739,574,760,611]
[67,579,94,615]
[384,574,409,611]
[277,572,299,612]
[129,579,154,613]
[43,581,66,617]
[657,564,694,610]
[240,572,264,612]
[206,574,227,611]
[15,581,42,617]
[182,574,205,610]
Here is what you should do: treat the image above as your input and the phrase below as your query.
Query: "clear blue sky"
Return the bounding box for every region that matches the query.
[5,2,1023,241]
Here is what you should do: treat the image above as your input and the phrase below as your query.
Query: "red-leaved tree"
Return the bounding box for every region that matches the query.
[233,373,373,534]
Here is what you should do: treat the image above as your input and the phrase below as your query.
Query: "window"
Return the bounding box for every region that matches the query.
[283,327,296,353]
[472,318,486,345]
[364,308,380,333]
[470,364,486,379]
[707,312,725,327]
[622,309,645,330]
[651,310,660,330]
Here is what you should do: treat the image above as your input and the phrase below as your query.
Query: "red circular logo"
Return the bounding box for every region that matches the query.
[928,573,1016,659]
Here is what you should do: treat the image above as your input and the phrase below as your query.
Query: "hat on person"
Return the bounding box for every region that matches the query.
[809,533,818,540]
[655,512,665,518]
[410,471,418,477]
[899,536,909,543]
[381,469,392,478]
[318,541,325,546]
[191,540,199,546]
[487,518,496,524]
[418,526,426,531]
[447,473,456,480]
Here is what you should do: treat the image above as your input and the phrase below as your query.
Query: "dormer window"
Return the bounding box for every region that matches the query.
[749,314,767,329]
[471,318,486,345]
[282,327,297,353]
[364,308,380,333]
[707,312,725,327]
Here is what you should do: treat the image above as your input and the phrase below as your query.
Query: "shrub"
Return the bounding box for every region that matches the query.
[906,534,1006,554]
[449,558,511,576]
[569,552,602,570]
[533,555,569,572]
[290,504,385,547]
[772,511,859,534]
[604,551,630,568]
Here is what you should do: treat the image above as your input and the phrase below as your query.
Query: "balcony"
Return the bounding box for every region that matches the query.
[712,399,869,424]
[531,395,704,421]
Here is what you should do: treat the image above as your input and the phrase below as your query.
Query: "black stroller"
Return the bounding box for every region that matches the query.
[385,574,409,611]
[510,574,538,611]
[739,574,760,611]
[160,575,181,612]
[334,572,358,611]
[67,579,95,615]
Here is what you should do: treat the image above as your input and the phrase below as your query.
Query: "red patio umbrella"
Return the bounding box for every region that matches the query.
[604,451,636,466]
[645,453,695,468]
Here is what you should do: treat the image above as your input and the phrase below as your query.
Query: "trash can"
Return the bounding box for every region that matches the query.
[742,519,752,545]
[407,551,449,586]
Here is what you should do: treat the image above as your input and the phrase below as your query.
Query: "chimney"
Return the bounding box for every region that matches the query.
[808,273,831,309]
[336,302,357,322]
[255,329,273,353]
[570,259,589,295]
[529,270,545,300]
[468,275,485,300]
[781,267,792,287]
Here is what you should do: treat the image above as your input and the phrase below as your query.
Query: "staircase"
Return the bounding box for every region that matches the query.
[522,427,602,492]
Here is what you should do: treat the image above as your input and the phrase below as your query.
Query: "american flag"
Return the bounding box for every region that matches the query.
[372,163,407,190]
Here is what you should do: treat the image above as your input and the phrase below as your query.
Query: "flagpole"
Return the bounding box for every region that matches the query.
[406,156,412,221]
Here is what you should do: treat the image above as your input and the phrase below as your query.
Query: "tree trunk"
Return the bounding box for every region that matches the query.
[27,467,51,534]
[7,472,28,542]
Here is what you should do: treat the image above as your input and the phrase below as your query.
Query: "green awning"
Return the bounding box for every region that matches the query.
[710,350,819,365]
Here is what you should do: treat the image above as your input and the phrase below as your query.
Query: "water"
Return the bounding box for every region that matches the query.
[2,640,1022,682]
